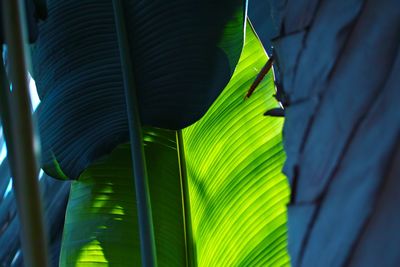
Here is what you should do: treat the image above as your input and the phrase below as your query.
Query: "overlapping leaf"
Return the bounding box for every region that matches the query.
[182,22,290,266]
[60,128,189,266]
[32,0,245,180]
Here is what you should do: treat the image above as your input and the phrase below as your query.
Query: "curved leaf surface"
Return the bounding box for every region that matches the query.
[32,0,245,179]
[60,128,189,266]
[182,22,290,266]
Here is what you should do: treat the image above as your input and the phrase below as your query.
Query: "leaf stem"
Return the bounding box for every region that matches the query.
[112,1,158,266]
[177,130,197,267]
[1,0,49,266]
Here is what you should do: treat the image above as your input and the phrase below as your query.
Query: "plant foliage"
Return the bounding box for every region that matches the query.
[182,23,290,266]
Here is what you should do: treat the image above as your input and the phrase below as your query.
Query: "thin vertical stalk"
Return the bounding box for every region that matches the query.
[176,130,197,267]
[112,1,158,266]
[1,0,49,266]
[0,51,12,145]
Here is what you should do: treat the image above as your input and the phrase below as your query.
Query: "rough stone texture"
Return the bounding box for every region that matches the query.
[265,0,400,266]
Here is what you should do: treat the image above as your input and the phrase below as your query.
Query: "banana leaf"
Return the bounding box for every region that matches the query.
[0,169,70,267]
[182,22,290,266]
[31,0,246,180]
[60,128,189,266]
[247,0,277,55]
[59,20,290,266]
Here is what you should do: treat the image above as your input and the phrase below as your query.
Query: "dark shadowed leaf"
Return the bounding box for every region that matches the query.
[32,0,246,180]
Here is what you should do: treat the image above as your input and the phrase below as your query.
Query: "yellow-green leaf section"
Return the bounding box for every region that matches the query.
[182,22,290,266]
[59,128,188,266]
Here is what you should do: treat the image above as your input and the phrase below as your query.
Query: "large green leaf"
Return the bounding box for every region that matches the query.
[32,0,246,180]
[60,128,189,266]
[182,22,290,266]
[59,18,289,267]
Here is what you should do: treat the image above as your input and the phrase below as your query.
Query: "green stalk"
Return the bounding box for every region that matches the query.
[112,1,158,266]
[176,130,197,267]
[1,0,49,266]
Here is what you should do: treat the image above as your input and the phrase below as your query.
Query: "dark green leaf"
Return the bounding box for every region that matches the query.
[32,0,245,180]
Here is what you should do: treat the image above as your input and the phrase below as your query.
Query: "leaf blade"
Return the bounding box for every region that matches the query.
[182,21,290,266]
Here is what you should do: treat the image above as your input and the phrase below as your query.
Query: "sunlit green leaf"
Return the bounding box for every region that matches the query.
[60,128,188,266]
[182,22,290,266]
[58,18,289,267]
